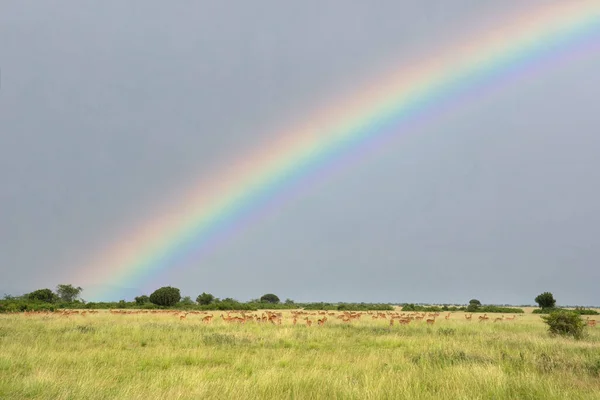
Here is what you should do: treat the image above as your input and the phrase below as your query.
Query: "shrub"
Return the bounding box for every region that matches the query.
[27,289,57,303]
[533,307,599,315]
[541,310,585,340]
[134,295,149,305]
[149,286,181,307]
[196,292,215,305]
[466,304,479,313]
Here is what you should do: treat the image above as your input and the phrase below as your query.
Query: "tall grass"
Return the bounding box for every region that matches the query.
[1,311,599,399]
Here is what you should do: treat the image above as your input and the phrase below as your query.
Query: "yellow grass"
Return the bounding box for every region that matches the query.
[1,310,599,399]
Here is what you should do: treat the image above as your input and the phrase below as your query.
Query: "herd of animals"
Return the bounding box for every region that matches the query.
[13,308,599,328]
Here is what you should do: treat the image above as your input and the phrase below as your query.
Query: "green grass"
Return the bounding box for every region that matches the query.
[1,311,599,399]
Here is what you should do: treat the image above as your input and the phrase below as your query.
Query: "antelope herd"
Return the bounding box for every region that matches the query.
[8,309,598,329]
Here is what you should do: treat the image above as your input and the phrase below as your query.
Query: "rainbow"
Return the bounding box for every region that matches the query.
[79,3,600,298]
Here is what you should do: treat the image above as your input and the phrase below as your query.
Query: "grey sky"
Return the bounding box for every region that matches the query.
[1,1,599,305]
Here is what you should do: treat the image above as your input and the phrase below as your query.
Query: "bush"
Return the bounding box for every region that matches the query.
[533,307,599,315]
[27,289,57,303]
[134,295,149,305]
[196,292,215,305]
[466,304,479,313]
[149,286,181,307]
[478,305,524,314]
[541,310,585,340]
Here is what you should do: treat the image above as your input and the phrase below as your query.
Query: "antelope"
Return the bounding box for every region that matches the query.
[317,316,327,326]
[304,317,313,327]
[587,319,597,327]
[179,313,188,320]
[465,314,472,320]
[445,313,451,320]
[478,314,489,322]
[202,315,213,324]
[493,317,503,323]
[426,318,435,325]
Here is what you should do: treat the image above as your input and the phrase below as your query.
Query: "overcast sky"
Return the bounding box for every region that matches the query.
[1,1,599,305]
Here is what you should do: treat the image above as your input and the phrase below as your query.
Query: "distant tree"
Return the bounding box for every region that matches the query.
[56,284,83,303]
[285,298,295,305]
[27,289,57,303]
[179,296,195,306]
[149,286,181,307]
[196,292,215,305]
[260,293,280,304]
[135,295,149,305]
[535,292,556,309]
[467,299,481,313]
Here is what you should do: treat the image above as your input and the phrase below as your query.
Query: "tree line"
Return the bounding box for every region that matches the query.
[1,285,597,315]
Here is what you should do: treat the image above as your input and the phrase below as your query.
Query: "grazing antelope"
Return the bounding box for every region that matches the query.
[493,317,503,323]
[426,318,435,325]
[445,313,451,320]
[202,315,213,324]
[179,313,188,320]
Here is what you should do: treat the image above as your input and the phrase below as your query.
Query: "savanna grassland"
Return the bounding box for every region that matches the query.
[1,310,599,400]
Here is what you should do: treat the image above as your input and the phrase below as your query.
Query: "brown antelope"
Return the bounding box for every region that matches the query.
[587,319,597,327]
[426,318,435,325]
[304,317,313,327]
[202,315,213,324]
[465,314,472,321]
[179,313,188,321]
[317,316,327,326]
[444,313,451,320]
[478,314,489,322]
[493,317,503,323]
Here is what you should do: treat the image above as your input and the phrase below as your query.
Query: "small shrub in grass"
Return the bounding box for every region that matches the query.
[541,310,585,340]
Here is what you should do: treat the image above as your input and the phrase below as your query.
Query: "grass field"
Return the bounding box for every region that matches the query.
[1,310,599,399]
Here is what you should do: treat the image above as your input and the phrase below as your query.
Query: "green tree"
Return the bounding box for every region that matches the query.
[56,284,83,302]
[196,292,215,305]
[149,286,181,307]
[260,293,280,304]
[541,310,585,340]
[27,289,57,303]
[285,298,295,305]
[535,292,556,309]
[134,295,149,305]
[467,299,481,312]
[179,296,195,306]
